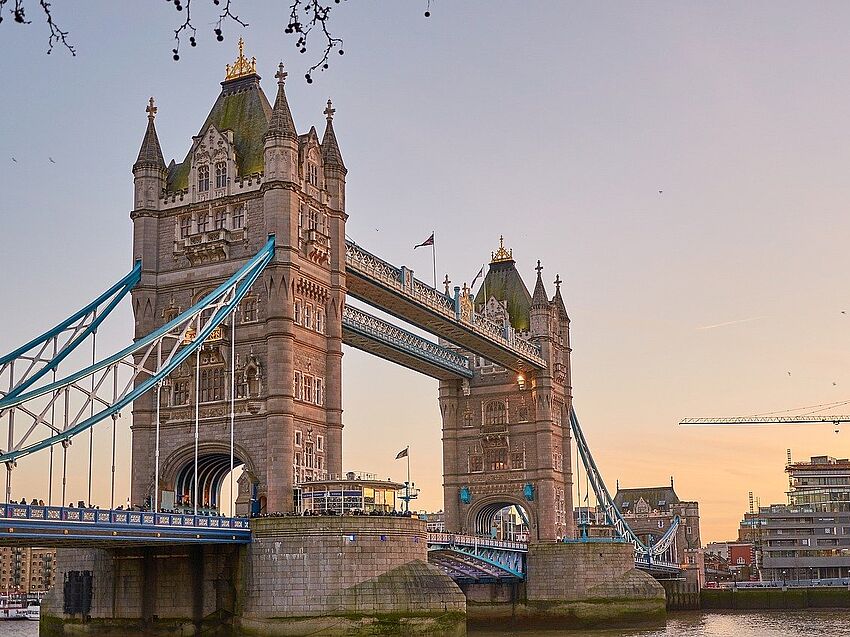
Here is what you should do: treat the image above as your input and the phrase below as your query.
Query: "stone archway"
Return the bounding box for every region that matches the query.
[466,494,538,541]
[160,441,258,513]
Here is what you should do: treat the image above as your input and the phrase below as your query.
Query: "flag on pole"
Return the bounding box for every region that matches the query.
[470,265,485,289]
[395,447,409,460]
[414,233,434,249]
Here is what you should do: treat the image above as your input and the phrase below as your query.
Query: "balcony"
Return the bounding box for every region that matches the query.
[176,226,248,265]
[303,228,331,265]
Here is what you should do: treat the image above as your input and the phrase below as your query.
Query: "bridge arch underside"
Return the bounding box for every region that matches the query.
[174,453,244,509]
[467,496,536,540]
[161,442,258,511]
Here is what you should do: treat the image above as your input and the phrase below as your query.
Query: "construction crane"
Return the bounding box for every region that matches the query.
[679,415,850,433]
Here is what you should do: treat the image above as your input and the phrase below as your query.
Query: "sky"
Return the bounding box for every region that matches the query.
[2,1,850,542]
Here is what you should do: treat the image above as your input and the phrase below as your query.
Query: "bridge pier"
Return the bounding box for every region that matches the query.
[41,517,465,636]
[463,540,666,630]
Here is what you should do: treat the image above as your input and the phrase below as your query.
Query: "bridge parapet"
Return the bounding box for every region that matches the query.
[428,532,528,553]
[345,240,545,370]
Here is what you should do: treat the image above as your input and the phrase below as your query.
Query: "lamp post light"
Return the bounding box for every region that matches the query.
[517,374,526,391]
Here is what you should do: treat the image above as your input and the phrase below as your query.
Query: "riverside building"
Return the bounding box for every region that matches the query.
[760,455,850,582]
[0,547,56,594]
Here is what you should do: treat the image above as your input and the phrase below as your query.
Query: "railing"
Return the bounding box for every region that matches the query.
[344,240,544,367]
[428,532,528,553]
[343,305,472,376]
[345,241,456,316]
[0,503,250,530]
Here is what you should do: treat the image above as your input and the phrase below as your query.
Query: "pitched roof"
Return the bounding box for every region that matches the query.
[166,74,272,192]
[134,116,165,170]
[614,486,680,513]
[473,258,533,332]
[266,67,297,140]
[321,99,345,171]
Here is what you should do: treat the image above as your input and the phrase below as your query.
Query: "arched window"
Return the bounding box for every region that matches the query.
[197,165,210,192]
[484,401,507,426]
[215,162,227,189]
[487,447,508,471]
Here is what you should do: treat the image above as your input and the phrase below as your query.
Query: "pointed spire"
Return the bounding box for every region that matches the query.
[321,98,346,171]
[266,62,297,140]
[532,259,548,307]
[552,273,569,318]
[134,97,165,171]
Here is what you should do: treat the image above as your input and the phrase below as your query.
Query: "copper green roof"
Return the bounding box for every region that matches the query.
[166,74,272,192]
[474,259,533,332]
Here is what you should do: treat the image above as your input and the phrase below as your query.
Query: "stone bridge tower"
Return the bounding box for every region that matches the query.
[129,42,347,515]
[440,238,573,541]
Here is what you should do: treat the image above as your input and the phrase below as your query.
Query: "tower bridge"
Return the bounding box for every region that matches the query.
[1,42,672,635]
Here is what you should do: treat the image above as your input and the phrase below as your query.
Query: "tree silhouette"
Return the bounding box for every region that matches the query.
[1,0,434,83]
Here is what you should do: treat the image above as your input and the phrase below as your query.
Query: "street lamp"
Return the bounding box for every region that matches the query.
[517,374,526,391]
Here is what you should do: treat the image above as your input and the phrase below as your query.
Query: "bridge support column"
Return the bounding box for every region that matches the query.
[463,541,666,630]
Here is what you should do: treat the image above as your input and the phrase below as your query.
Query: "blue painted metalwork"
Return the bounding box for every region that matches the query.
[344,240,546,369]
[570,406,680,569]
[459,486,471,504]
[0,262,141,400]
[523,483,535,501]
[342,305,472,379]
[0,503,251,544]
[0,238,275,464]
[428,532,526,580]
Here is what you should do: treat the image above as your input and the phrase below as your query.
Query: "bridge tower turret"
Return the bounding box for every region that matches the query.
[440,238,574,541]
[129,42,346,516]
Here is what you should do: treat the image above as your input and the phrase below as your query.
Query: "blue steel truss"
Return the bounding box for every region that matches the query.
[570,406,680,568]
[0,262,141,401]
[342,305,473,379]
[0,238,275,464]
[428,533,526,580]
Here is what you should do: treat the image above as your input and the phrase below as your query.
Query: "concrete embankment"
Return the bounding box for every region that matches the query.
[701,587,850,610]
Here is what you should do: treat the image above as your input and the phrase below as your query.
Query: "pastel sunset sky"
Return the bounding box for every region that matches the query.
[2,2,850,541]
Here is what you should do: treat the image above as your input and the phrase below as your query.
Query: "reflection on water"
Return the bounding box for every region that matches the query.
[9,611,850,635]
[470,610,850,636]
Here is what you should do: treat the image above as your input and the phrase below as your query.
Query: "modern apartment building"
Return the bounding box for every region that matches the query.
[0,546,56,594]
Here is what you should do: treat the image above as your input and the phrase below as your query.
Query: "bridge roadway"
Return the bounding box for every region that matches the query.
[344,240,546,373]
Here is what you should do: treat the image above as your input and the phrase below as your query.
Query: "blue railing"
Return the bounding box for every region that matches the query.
[0,503,250,531]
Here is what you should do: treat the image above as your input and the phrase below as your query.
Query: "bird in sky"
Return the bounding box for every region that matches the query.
[833,382,838,386]
[49,157,55,164]
[10,157,16,163]
[787,371,792,376]
[658,190,663,194]
[842,311,846,315]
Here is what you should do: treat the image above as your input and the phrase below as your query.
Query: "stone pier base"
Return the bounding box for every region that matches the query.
[466,540,666,630]
[41,517,465,637]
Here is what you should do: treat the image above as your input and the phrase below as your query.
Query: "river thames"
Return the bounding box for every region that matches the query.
[7,610,850,636]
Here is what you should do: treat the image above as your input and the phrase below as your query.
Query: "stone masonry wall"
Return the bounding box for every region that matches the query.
[242,516,465,621]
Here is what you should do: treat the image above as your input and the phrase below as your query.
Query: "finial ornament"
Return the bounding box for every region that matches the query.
[554,274,562,291]
[443,274,451,295]
[224,37,257,81]
[324,99,336,121]
[275,62,288,85]
[146,97,157,121]
[490,235,514,264]
[535,260,543,276]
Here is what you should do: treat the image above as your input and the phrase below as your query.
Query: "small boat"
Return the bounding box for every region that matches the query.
[23,602,40,620]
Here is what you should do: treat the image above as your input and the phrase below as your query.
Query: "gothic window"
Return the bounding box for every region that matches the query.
[484,401,507,426]
[236,371,248,398]
[294,371,302,400]
[302,374,313,403]
[304,442,315,469]
[246,365,260,397]
[294,299,302,325]
[213,207,226,230]
[242,297,258,323]
[304,304,313,329]
[315,378,323,406]
[315,308,324,334]
[197,212,209,233]
[232,204,245,228]
[199,367,224,402]
[295,430,302,447]
[518,405,529,422]
[488,447,509,471]
[173,380,189,405]
[307,162,318,187]
[511,444,526,470]
[214,162,227,189]
[469,454,483,473]
[197,165,210,192]
[317,435,323,452]
[179,216,191,238]
[462,410,473,427]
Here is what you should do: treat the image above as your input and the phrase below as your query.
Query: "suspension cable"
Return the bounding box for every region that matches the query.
[229,308,236,516]
[154,341,162,515]
[87,330,96,507]
[194,315,201,517]
[48,338,57,506]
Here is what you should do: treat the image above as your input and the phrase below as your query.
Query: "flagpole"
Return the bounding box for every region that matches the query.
[432,230,437,289]
[406,446,411,513]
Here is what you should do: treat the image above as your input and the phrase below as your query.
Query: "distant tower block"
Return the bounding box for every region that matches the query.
[440,239,573,541]
[129,41,347,515]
